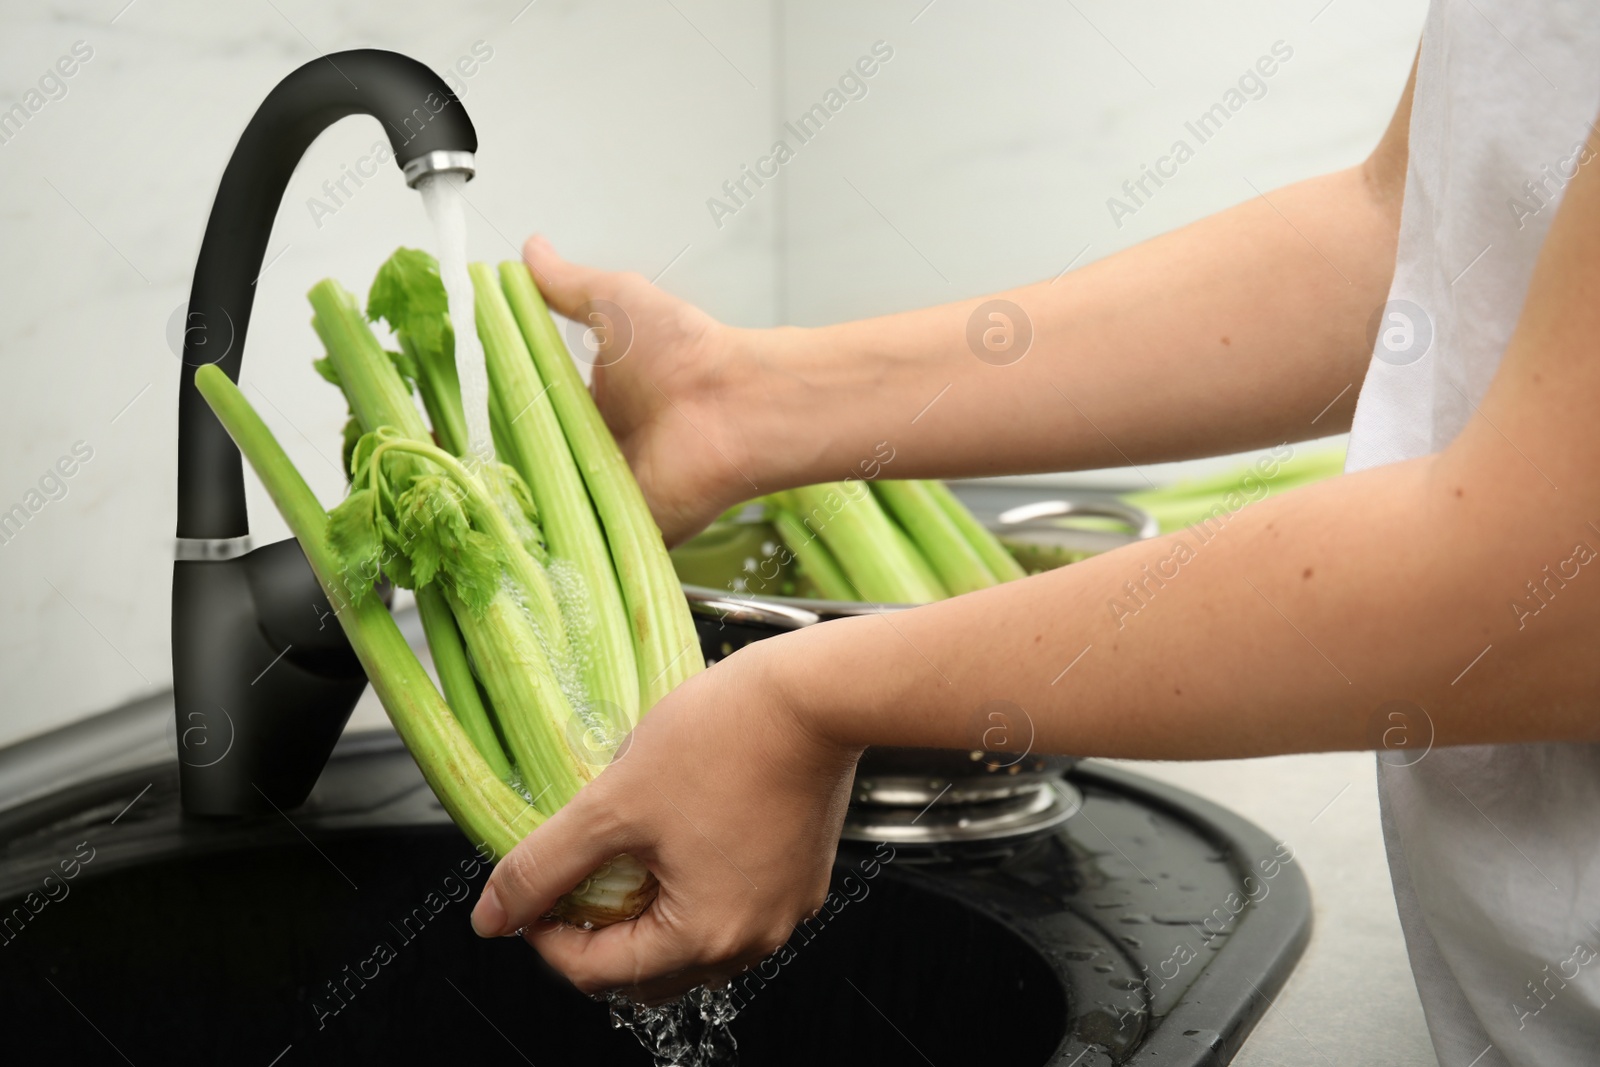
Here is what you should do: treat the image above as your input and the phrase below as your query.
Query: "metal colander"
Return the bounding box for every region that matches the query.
[674,494,1157,846]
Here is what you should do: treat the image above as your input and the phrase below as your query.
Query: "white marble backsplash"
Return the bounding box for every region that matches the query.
[0,0,1422,746]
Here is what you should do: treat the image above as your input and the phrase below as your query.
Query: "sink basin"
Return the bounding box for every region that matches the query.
[5,829,1062,1065]
[0,738,1064,1066]
[0,717,1309,1066]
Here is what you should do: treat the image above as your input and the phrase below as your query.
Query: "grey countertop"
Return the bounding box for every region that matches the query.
[1107,754,1439,1066]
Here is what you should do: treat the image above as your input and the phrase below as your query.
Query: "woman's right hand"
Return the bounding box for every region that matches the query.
[470,634,862,1004]
[522,235,764,546]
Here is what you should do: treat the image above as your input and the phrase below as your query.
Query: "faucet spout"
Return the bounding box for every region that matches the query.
[178,49,476,538]
[172,50,477,817]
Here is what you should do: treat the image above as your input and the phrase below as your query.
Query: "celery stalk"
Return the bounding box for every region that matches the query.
[920,479,1028,583]
[367,248,468,457]
[403,331,468,457]
[771,507,858,600]
[416,586,512,781]
[888,515,951,600]
[311,282,430,441]
[314,279,515,773]
[499,262,704,708]
[446,585,590,812]
[470,262,639,732]
[488,386,523,476]
[312,279,572,653]
[348,433,596,815]
[1121,447,1346,533]
[872,480,996,595]
[786,482,945,604]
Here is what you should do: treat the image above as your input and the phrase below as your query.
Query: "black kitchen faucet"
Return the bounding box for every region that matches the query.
[172,50,476,816]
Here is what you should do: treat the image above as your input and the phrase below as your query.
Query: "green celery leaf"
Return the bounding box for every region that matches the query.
[312,354,342,387]
[368,248,450,338]
[386,347,419,391]
[395,474,465,589]
[445,528,507,613]
[339,416,362,481]
[327,487,382,603]
[382,552,416,590]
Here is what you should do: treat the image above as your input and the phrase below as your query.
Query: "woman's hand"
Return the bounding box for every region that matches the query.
[469,637,862,1003]
[522,235,760,546]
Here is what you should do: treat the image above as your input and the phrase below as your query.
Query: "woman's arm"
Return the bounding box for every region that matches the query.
[738,104,1414,488]
[529,59,1416,544]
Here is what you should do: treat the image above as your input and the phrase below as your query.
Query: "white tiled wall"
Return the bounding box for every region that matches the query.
[0,0,1423,745]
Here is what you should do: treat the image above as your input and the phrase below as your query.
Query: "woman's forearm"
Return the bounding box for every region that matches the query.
[766,433,1600,761]
[728,163,1405,491]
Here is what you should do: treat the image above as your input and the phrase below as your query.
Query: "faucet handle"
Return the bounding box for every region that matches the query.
[173,540,368,817]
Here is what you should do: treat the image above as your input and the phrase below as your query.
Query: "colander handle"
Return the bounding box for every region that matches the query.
[996,498,1160,540]
[683,587,822,632]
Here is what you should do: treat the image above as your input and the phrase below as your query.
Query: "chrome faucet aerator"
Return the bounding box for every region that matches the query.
[403,149,477,187]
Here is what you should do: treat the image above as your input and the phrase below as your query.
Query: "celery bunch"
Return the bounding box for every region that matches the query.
[196,249,703,927]
[762,479,1026,604]
[756,448,1346,603]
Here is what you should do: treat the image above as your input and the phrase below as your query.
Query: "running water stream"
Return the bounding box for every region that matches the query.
[418,171,494,465]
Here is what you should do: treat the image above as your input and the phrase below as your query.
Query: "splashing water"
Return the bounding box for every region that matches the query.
[417,171,494,466]
[605,987,741,1067]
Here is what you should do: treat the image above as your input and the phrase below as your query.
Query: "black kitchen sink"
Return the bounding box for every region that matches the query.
[0,723,1308,1065]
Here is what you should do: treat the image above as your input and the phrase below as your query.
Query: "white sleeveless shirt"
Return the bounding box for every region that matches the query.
[1345,2,1600,1064]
